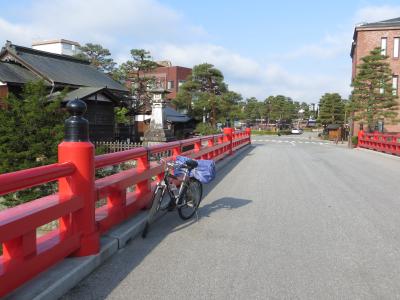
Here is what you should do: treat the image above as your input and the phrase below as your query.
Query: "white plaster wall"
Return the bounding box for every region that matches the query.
[33,43,81,56]
[33,43,63,54]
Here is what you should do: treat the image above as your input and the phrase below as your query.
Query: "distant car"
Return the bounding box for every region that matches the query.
[291,128,303,134]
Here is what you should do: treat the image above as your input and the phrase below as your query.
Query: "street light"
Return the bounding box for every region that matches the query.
[297,109,305,129]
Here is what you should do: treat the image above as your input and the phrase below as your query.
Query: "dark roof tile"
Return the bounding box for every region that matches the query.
[0,61,41,84]
[359,17,400,28]
[3,43,127,92]
[165,106,191,123]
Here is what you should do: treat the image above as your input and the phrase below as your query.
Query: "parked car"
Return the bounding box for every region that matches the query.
[291,128,303,134]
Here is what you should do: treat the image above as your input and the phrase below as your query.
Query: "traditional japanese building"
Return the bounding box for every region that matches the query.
[0,41,129,141]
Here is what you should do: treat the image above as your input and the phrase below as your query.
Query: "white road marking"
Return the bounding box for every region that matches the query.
[253,138,332,147]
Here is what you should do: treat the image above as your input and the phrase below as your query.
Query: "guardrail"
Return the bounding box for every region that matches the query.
[0,99,251,297]
[357,131,400,156]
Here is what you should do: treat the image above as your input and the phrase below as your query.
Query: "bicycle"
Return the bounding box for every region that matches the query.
[141,157,203,238]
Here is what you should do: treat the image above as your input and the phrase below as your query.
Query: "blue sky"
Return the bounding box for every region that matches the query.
[1,0,400,103]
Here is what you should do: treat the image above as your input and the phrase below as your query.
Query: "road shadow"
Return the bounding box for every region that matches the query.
[198,197,252,218]
[62,196,252,300]
[62,146,256,299]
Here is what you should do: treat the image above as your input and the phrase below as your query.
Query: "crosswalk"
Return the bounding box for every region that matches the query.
[252,138,331,146]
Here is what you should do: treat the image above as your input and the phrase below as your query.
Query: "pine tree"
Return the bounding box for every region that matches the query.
[318,93,345,125]
[351,47,398,131]
[74,43,116,73]
[174,63,228,127]
[118,49,158,113]
[0,81,66,206]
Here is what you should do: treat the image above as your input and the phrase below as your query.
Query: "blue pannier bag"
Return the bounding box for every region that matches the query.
[175,156,216,184]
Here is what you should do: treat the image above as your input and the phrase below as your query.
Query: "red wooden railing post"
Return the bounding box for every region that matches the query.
[217,135,224,157]
[137,148,151,207]
[223,128,233,155]
[246,128,251,144]
[357,130,364,148]
[208,137,215,159]
[58,99,99,256]
[194,138,202,158]
[172,141,182,158]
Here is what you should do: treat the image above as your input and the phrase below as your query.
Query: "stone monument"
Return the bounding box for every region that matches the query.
[143,88,175,146]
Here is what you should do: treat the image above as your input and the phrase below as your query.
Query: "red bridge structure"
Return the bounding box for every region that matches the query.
[0,99,251,297]
[358,130,400,156]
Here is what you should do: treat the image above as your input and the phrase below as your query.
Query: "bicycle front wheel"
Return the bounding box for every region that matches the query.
[178,178,203,220]
[142,187,165,238]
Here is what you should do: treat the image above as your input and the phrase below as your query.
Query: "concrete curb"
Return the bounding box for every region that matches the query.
[354,147,400,161]
[5,237,118,300]
[106,211,148,249]
[6,144,251,300]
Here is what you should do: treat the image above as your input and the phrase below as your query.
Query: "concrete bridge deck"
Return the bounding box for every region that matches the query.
[60,133,400,299]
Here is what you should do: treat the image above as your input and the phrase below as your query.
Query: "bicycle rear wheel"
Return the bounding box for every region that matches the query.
[178,178,203,220]
[142,187,165,238]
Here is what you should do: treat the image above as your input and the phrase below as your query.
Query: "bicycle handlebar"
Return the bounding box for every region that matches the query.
[159,158,183,169]
[159,157,191,171]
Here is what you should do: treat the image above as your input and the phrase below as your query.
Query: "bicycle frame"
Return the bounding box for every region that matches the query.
[155,160,191,208]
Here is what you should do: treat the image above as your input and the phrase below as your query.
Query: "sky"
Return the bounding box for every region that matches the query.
[1,0,400,103]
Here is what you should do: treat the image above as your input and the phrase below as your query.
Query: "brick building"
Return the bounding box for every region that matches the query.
[350,17,400,133]
[142,61,192,100]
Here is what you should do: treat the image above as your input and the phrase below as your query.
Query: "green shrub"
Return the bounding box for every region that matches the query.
[279,130,292,135]
[251,129,292,136]
[195,123,219,135]
[251,130,277,135]
[0,81,66,208]
[351,136,358,146]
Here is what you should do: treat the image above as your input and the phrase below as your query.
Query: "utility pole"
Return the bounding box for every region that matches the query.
[348,114,354,148]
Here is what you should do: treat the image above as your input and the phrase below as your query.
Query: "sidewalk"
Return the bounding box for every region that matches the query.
[5,145,252,300]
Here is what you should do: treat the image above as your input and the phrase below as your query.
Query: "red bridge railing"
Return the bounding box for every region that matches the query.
[0,99,251,296]
[357,131,400,156]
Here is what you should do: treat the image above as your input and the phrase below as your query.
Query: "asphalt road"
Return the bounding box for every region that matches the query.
[63,133,400,299]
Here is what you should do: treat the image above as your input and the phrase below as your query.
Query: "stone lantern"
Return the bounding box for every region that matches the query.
[143,88,175,145]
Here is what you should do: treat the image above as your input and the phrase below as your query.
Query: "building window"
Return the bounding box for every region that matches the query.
[394,38,400,58]
[167,80,174,89]
[380,79,384,94]
[178,80,185,87]
[393,76,398,96]
[381,37,387,55]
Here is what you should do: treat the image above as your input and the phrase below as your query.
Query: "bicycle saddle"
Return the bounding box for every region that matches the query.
[184,159,198,170]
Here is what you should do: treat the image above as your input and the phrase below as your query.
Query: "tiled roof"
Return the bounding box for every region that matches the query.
[165,106,191,123]
[63,86,120,103]
[1,43,127,92]
[358,17,400,28]
[0,61,41,84]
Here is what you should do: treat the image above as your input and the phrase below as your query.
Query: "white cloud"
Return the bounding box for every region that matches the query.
[0,0,206,48]
[0,0,355,102]
[354,5,400,24]
[0,18,35,46]
[149,43,351,101]
[148,43,262,79]
[277,31,352,61]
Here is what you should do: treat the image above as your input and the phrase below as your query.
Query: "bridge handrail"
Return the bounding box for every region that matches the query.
[0,162,75,196]
[357,131,400,156]
[0,114,251,297]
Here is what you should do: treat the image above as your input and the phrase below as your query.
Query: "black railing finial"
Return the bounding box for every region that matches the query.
[64,98,89,142]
